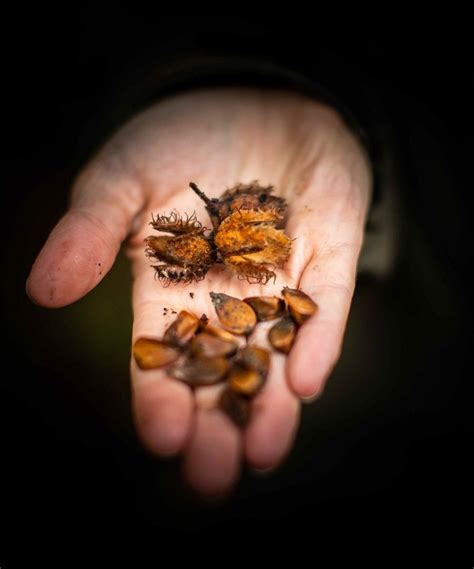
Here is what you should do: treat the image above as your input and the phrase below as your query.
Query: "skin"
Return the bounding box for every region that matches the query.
[26,87,372,497]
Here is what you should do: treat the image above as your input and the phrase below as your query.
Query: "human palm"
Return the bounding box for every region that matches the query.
[27,87,371,496]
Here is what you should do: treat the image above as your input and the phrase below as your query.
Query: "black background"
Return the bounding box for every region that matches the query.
[1,9,472,565]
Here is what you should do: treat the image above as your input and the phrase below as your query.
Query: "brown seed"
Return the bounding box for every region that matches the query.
[199,324,237,343]
[163,310,199,347]
[190,328,239,358]
[228,345,270,397]
[238,346,270,378]
[228,364,264,397]
[133,338,180,369]
[281,287,317,324]
[167,356,230,386]
[243,296,285,321]
[219,388,251,428]
[268,316,297,354]
[210,292,257,335]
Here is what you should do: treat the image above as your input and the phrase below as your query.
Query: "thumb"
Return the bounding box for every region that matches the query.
[26,151,144,308]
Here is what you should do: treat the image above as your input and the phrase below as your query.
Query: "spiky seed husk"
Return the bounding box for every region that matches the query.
[147,182,291,285]
[145,234,213,266]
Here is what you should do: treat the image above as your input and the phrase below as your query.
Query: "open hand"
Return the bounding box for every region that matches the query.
[27,87,372,496]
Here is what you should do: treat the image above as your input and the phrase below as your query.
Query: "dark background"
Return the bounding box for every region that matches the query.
[1,10,472,564]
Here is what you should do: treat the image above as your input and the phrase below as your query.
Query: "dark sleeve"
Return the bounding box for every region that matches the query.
[85,25,396,211]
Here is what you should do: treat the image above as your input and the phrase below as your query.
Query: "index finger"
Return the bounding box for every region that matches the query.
[287,237,363,400]
[130,273,196,456]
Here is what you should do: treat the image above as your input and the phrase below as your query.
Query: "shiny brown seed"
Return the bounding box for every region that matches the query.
[228,364,264,397]
[268,316,297,354]
[167,356,230,386]
[228,346,270,397]
[243,296,285,321]
[190,328,239,358]
[133,338,180,369]
[282,287,318,324]
[210,292,257,335]
[163,310,200,347]
[238,346,270,378]
[201,324,238,343]
[219,388,251,428]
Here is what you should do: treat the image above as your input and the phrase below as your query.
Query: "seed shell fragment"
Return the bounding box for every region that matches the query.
[228,364,264,397]
[281,287,317,324]
[210,292,257,335]
[219,388,251,427]
[133,338,180,369]
[228,346,270,397]
[268,316,297,354]
[238,346,270,378]
[163,310,199,347]
[190,327,239,358]
[167,356,230,386]
[243,296,285,321]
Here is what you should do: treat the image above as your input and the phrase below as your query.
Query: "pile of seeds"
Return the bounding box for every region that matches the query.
[133,287,317,427]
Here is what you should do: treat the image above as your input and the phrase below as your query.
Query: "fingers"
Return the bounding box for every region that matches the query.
[288,239,362,399]
[131,274,195,457]
[244,321,300,471]
[131,277,242,496]
[245,355,300,471]
[183,409,242,497]
[26,151,144,307]
[131,269,299,493]
[132,373,194,456]
[130,257,244,495]
[284,128,371,400]
[182,325,300,495]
